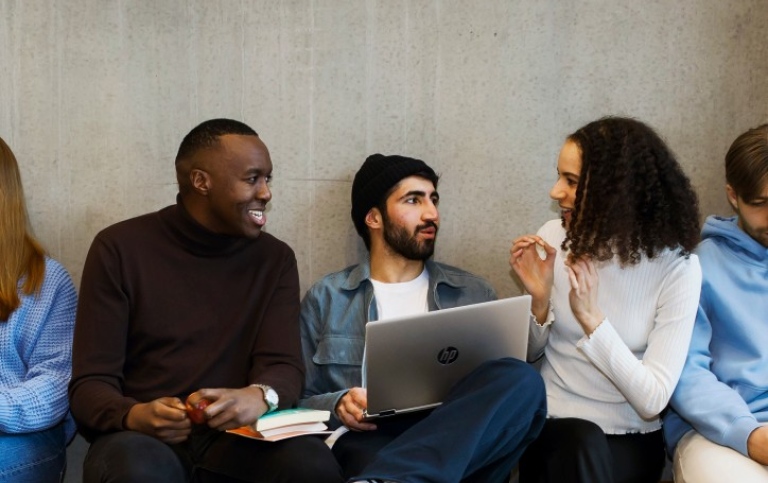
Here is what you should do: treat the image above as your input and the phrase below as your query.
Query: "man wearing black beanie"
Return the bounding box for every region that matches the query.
[298,153,547,483]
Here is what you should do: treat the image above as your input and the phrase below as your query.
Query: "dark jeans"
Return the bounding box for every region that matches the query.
[519,418,665,483]
[83,427,344,483]
[335,358,547,483]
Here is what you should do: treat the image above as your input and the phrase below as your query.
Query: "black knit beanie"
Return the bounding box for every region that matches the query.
[351,154,438,237]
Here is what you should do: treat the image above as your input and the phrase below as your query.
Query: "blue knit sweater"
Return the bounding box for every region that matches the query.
[0,257,77,440]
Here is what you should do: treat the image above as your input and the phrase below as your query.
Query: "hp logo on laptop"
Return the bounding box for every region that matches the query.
[437,347,459,365]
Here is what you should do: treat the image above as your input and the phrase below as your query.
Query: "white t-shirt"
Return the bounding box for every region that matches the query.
[370,268,429,320]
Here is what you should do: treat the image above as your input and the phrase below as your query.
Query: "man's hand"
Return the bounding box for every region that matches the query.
[336,387,376,431]
[748,426,768,465]
[124,397,192,444]
[192,386,268,431]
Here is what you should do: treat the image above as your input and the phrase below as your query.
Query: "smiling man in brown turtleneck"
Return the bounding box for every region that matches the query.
[69,118,343,483]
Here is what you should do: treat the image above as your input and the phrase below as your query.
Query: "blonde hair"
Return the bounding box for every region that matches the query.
[0,137,46,321]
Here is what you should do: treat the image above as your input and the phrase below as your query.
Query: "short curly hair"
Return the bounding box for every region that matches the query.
[563,116,700,265]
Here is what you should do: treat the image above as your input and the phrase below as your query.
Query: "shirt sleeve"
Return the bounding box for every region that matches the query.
[68,235,138,434]
[669,304,761,456]
[246,250,305,407]
[527,306,554,362]
[297,288,348,426]
[0,262,77,433]
[526,221,558,362]
[577,255,702,419]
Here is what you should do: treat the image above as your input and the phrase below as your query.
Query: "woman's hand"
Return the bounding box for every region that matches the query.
[510,235,556,323]
[565,257,605,335]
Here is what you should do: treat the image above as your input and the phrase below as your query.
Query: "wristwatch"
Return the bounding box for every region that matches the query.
[253,384,279,413]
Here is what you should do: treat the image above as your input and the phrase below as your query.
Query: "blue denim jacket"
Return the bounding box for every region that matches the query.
[298,259,497,427]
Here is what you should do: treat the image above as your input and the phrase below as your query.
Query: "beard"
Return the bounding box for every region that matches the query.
[382,215,438,261]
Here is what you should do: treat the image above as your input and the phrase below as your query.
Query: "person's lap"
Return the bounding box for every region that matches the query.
[342,358,546,483]
[674,430,768,483]
[332,410,430,478]
[519,418,665,483]
[84,429,343,483]
[0,422,67,483]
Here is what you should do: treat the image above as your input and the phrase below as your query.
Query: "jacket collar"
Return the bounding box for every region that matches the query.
[340,258,466,292]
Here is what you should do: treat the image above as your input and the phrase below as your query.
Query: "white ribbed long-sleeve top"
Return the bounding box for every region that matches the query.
[529,220,702,434]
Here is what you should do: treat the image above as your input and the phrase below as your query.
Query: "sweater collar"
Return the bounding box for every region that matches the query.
[161,195,253,257]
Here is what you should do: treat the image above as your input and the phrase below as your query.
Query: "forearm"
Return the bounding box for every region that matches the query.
[69,377,138,435]
[298,391,347,426]
[578,320,676,418]
[527,312,552,362]
[0,376,70,432]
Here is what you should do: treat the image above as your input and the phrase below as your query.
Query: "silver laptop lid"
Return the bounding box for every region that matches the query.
[362,295,530,419]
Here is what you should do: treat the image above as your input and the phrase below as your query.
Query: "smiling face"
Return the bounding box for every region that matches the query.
[728,181,768,248]
[549,140,582,229]
[378,175,440,260]
[192,134,273,239]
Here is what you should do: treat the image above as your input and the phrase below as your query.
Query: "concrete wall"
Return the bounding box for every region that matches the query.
[2,0,767,299]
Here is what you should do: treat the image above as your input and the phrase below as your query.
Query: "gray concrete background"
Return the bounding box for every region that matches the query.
[1,2,766,480]
[2,0,766,297]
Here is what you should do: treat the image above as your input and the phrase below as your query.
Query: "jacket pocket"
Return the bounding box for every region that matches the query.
[313,336,364,366]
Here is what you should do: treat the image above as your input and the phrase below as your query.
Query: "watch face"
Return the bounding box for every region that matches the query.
[256,385,278,409]
[265,389,278,406]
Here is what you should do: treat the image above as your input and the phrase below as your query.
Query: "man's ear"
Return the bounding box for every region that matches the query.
[191,169,211,195]
[726,184,739,212]
[365,207,383,231]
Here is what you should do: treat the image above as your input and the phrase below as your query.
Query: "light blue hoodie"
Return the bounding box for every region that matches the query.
[664,215,768,457]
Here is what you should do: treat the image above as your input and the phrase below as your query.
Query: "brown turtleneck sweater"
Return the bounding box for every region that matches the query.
[69,201,303,439]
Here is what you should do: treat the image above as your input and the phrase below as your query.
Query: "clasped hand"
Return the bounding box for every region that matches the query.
[125,385,269,443]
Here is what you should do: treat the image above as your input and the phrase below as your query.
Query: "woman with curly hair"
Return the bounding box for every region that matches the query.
[509,117,702,483]
[0,137,77,482]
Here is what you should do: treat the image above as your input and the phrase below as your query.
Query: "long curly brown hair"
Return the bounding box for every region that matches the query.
[563,117,700,265]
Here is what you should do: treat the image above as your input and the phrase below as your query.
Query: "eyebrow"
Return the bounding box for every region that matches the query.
[398,190,439,200]
[242,167,271,176]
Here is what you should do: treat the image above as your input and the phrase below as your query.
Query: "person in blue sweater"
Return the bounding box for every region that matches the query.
[664,123,768,482]
[0,137,78,482]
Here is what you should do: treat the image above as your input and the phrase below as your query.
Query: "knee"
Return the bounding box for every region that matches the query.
[674,430,766,483]
[485,358,546,402]
[84,432,186,483]
[281,454,344,483]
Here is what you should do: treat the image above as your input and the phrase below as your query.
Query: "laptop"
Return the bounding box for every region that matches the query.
[362,295,531,420]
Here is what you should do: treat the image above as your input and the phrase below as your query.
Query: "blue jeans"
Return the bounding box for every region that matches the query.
[344,358,547,483]
[0,421,67,483]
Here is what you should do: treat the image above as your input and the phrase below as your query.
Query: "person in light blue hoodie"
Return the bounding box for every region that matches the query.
[664,123,768,482]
